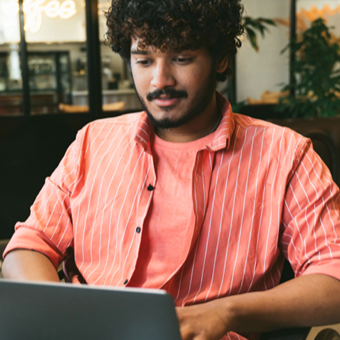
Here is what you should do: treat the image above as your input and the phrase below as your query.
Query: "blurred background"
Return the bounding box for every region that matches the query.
[0,0,141,115]
[1,0,340,259]
[1,0,339,117]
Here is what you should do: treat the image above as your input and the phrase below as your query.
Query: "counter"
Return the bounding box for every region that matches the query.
[72,89,142,111]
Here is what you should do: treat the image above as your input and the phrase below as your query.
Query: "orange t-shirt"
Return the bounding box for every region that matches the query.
[129,132,215,289]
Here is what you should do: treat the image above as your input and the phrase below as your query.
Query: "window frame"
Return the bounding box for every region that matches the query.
[16,0,103,116]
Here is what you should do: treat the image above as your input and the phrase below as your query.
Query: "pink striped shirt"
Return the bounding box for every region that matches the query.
[4,95,340,340]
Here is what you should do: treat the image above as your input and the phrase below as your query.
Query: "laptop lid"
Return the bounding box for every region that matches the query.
[0,280,182,340]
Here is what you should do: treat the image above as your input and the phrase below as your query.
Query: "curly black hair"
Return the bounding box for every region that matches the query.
[105,0,244,81]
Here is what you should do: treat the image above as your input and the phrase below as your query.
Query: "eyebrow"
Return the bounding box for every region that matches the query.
[131,50,149,55]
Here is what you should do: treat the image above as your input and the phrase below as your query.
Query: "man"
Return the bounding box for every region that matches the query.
[2,0,340,339]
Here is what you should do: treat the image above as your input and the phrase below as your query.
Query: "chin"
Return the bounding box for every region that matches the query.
[145,109,186,129]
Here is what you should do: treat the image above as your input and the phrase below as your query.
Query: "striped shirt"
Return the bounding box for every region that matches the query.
[4,95,340,340]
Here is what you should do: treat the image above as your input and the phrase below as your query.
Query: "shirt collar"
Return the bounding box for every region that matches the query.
[134,92,235,152]
[134,112,154,152]
[205,92,235,152]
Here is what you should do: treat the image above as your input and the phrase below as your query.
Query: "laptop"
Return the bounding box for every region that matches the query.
[0,279,182,340]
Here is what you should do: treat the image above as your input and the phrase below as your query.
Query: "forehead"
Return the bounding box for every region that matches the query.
[130,37,204,55]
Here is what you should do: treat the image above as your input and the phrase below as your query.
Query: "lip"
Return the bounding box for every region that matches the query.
[153,97,181,107]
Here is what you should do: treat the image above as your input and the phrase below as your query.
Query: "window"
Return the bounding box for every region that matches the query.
[25,0,88,114]
[0,0,143,116]
[0,0,23,115]
[296,0,340,34]
[236,0,291,105]
[98,0,141,113]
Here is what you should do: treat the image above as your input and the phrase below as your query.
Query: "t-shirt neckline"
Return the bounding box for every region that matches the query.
[153,129,216,151]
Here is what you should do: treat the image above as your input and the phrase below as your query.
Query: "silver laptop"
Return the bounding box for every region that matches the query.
[0,280,182,340]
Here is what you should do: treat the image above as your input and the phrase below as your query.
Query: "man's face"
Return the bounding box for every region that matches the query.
[130,38,217,129]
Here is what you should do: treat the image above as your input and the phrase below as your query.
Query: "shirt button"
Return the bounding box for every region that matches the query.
[147,184,154,191]
[124,279,128,285]
[136,227,141,233]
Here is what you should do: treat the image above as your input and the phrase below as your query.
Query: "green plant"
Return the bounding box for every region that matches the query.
[228,17,276,106]
[243,16,276,51]
[277,18,340,118]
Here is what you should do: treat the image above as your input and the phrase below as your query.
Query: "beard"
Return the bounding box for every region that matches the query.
[133,67,217,130]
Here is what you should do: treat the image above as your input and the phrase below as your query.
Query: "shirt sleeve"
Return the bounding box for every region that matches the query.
[280,139,340,281]
[3,129,84,270]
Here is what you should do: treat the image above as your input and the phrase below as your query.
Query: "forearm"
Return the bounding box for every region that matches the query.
[224,274,340,333]
[2,249,60,282]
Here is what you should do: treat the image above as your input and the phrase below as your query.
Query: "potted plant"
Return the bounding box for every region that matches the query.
[243,16,277,52]
[277,18,340,118]
[227,16,276,105]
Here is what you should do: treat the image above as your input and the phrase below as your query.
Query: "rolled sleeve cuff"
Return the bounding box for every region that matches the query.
[302,260,340,281]
[3,227,64,270]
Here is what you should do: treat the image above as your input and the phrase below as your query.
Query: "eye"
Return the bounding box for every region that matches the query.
[174,57,194,64]
[136,59,153,66]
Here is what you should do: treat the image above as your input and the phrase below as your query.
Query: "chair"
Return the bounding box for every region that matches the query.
[314,329,340,340]
[260,121,340,340]
[268,118,340,186]
[0,239,10,279]
[263,328,340,340]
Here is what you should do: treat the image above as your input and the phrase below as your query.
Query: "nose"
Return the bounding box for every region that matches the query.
[150,60,176,89]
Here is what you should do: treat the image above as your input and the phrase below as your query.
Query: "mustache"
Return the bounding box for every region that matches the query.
[146,88,188,101]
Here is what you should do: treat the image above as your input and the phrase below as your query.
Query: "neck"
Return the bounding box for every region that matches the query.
[155,93,221,143]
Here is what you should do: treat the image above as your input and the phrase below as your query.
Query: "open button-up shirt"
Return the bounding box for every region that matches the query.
[5,95,340,331]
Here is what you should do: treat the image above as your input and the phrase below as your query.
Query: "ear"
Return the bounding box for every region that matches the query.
[216,56,229,73]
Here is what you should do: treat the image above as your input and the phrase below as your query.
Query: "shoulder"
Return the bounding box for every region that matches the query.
[232,113,311,171]
[82,111,144,133]
[75,111,146,144]
[233,113,309,144]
